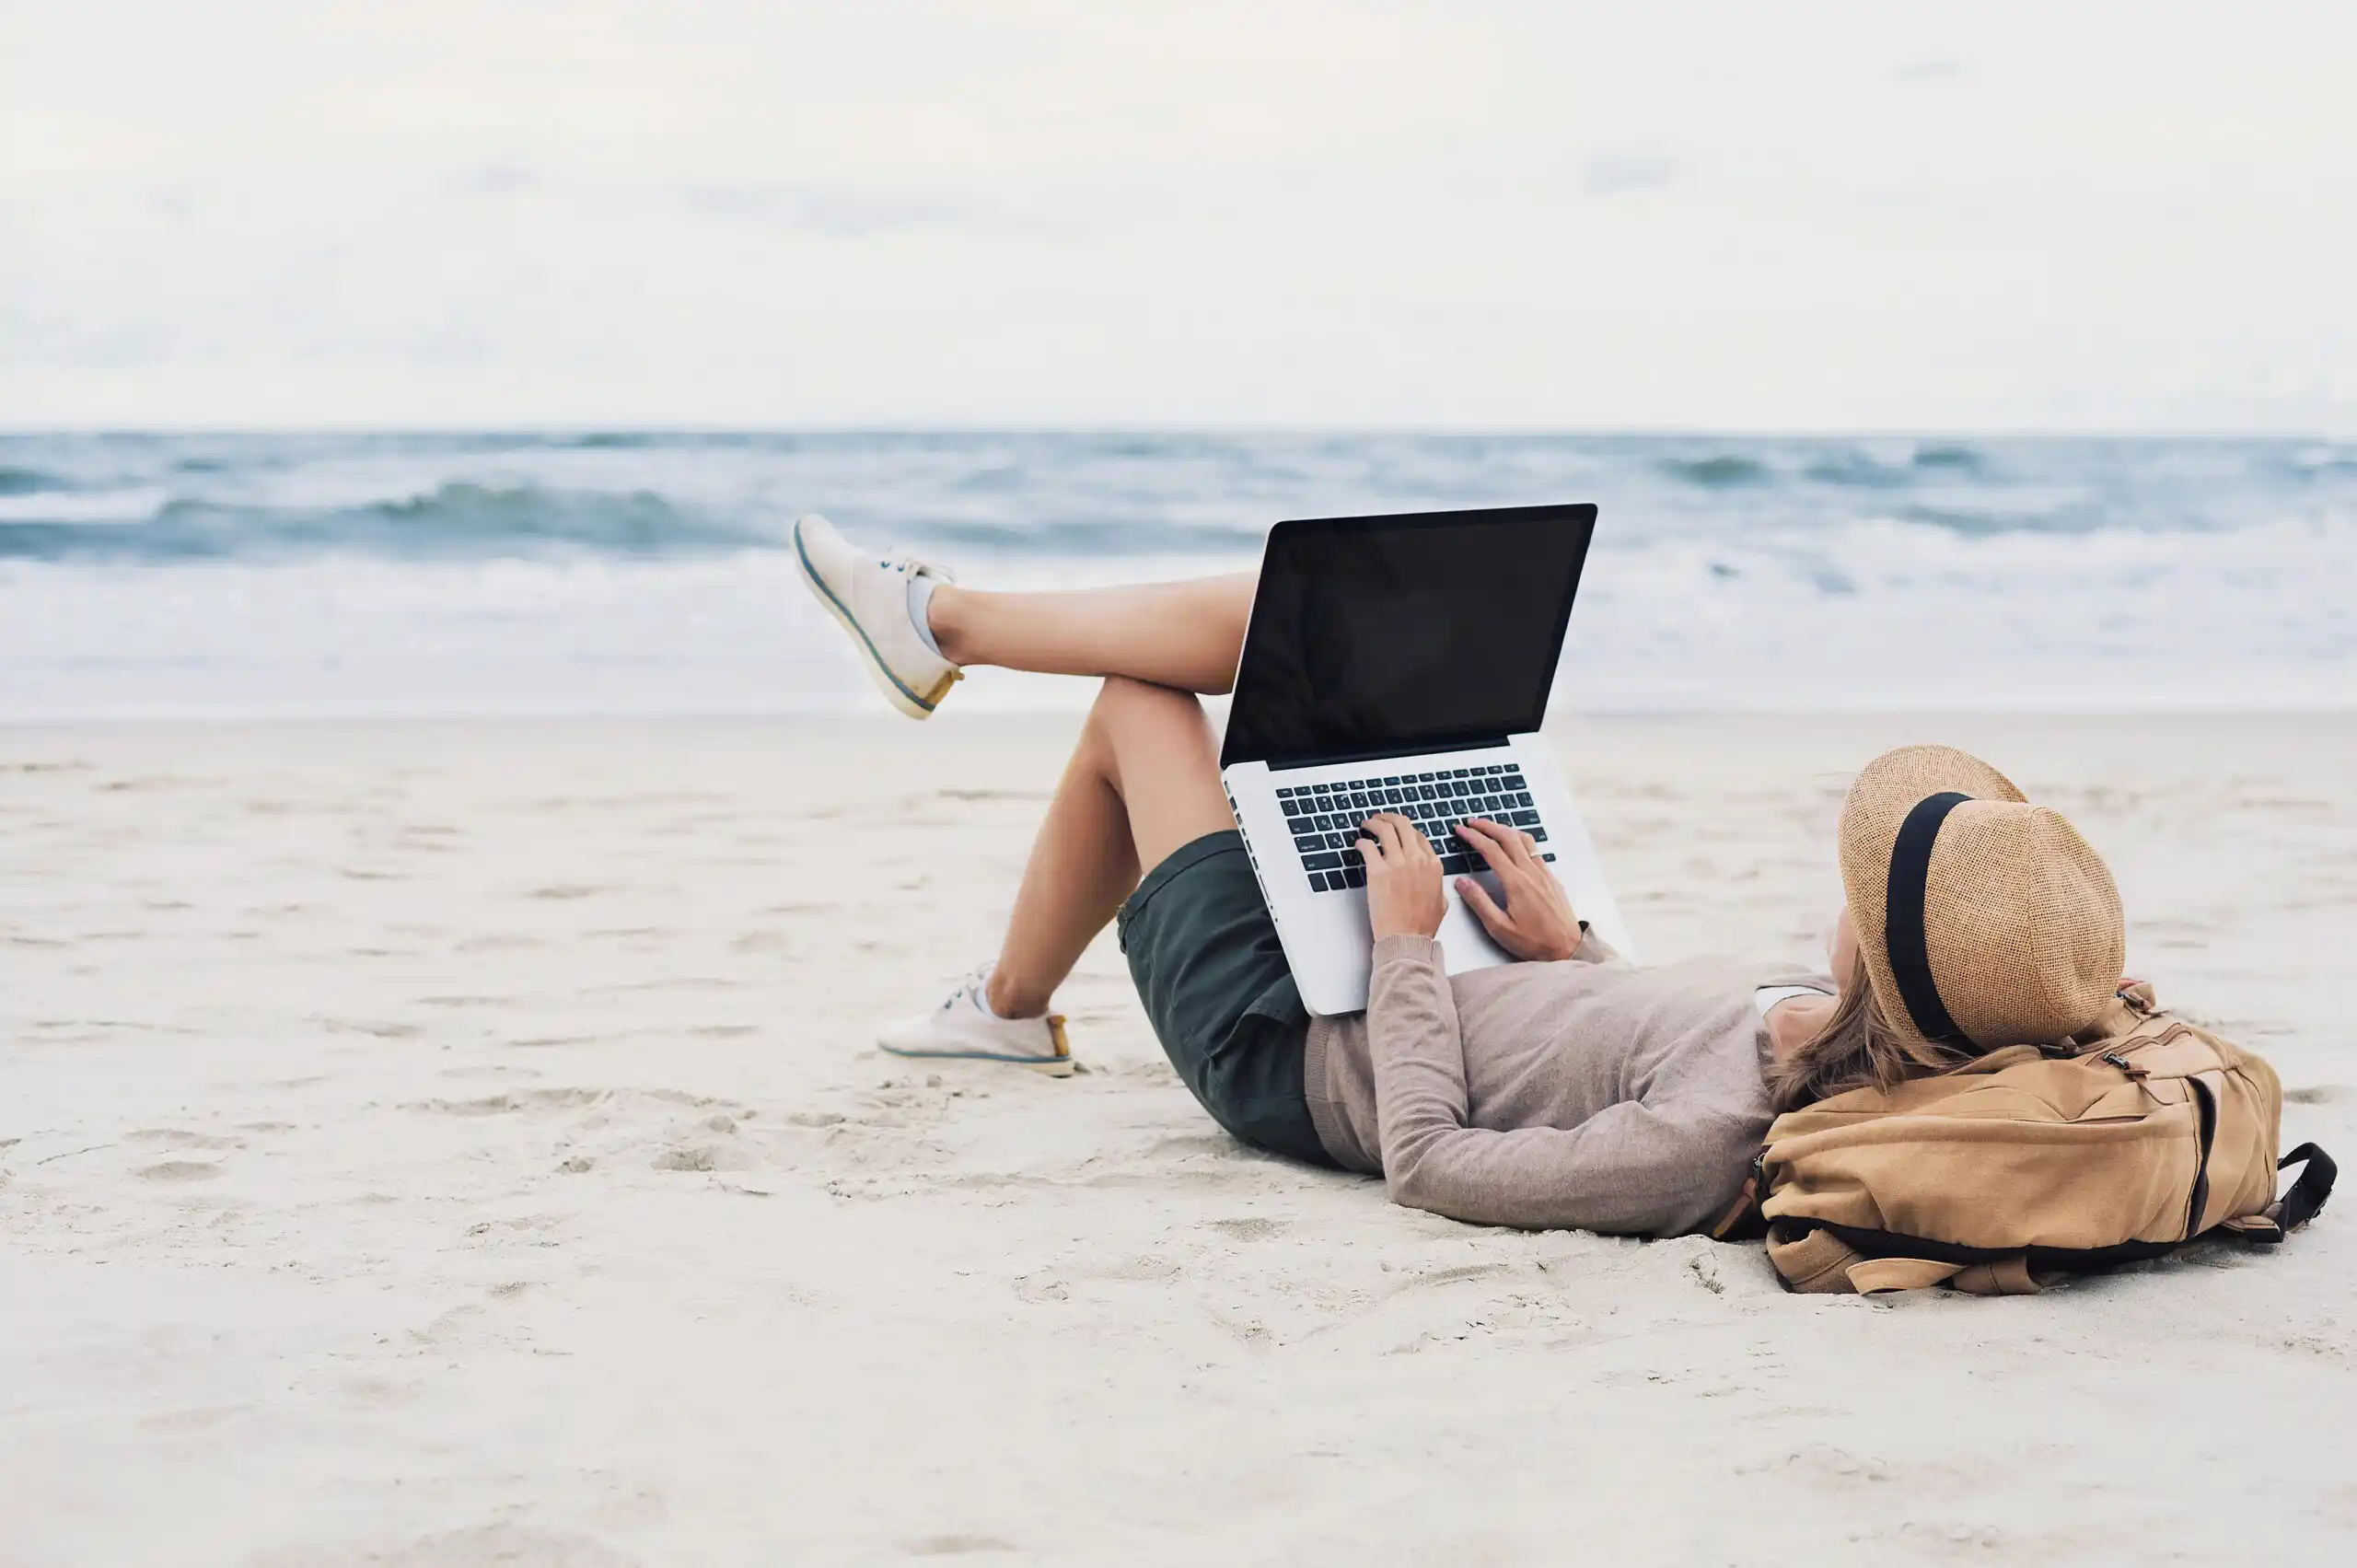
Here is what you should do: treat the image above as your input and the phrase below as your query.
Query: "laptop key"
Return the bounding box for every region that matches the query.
[1294,835,1322,854]
[1342,865,1366,889]
[1510,809,1539,827]
[1304,852,1341,872]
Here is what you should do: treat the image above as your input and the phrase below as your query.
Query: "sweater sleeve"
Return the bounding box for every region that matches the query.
[1364,935,1749,1237]
[1569,923,1620,965]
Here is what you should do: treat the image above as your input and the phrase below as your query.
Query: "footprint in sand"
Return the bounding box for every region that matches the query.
[139,1160,222,1182]
[1207,1216,1288,1241]
[906,1534,1019,1557]
[127,1128,243,1150]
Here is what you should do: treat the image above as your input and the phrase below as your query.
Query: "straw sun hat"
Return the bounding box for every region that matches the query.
[1839,745,2125,1051]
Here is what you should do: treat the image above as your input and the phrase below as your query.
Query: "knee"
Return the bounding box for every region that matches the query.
[1087,675,1199,730]
[1084,677,1213,773]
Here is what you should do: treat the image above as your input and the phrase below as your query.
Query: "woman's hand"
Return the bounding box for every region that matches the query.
[1454,819,1583,962]
[1357,813,1446,942]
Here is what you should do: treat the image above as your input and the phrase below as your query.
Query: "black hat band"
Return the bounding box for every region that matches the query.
[1884,791,1973,1047]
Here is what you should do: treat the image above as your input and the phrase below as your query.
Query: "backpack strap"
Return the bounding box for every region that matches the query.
[1948,1255,2042,1295]
[2222,1144,2337,1246]
[1709,1161,1770,1243]
[1845,1257,1968,1294]
[2273,1144,2336,1231]
[1768,1235,2045,1295]
[1766,1225,1864,1293]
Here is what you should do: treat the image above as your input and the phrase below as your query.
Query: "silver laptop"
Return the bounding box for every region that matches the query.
[1219,504,1633,1016]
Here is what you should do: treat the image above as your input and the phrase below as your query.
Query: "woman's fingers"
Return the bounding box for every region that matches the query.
[1456,874,1513,935]
[1396,814,1434,862]
[1457,819,1527,876]
[1365,813,1416,861]
[1480,818,1538,865]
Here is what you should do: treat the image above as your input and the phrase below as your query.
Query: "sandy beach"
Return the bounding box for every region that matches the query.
[3,711,2351,1565]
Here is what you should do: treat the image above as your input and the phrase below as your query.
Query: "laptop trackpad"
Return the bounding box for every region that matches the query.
[1436,874,1514,973]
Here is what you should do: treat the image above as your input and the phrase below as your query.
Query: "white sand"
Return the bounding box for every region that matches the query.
[3,713,2351,1565]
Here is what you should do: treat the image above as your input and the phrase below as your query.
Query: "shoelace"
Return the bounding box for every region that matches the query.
[880,544,953,587]
[942,965,993,1014]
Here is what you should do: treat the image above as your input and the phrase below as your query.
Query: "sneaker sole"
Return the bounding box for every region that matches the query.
[877,1043,1076,1077]
[792,521,959,721]
[877,1013,1074,1077]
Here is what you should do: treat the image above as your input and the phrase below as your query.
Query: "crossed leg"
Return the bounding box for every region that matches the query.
[927,573,1257,695]
[920,575,1258,1019]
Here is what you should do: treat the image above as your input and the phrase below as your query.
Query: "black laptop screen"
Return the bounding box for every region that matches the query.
[1219,505,1597,770]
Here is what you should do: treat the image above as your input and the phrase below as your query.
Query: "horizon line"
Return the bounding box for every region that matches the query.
[3,423,2351,443]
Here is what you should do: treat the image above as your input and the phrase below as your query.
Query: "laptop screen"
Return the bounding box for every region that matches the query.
[1220,504,1597,770]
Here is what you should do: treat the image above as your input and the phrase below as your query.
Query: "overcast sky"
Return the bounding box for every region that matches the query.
[3,1,2351,431]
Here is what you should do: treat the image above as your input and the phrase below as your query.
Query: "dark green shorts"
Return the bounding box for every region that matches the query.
[1115,830,1332,1167]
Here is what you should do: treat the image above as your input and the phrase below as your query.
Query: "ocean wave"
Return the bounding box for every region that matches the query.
[0,466,64,496]
[894,517,1271,555]
[1800,443,1988,488]
[3,511,2346,720]
[0,432,2351,575]
[0,486,173,527]
[1801,452,1910,489]
[1657,455,1770,487]
[1891,501,2107,536]
[0,482,780,563]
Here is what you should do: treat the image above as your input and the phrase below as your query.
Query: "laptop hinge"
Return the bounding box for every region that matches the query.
[1264,736,1513,774]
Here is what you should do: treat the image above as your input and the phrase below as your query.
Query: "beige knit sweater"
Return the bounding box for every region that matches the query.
[1305,931,1819,1237]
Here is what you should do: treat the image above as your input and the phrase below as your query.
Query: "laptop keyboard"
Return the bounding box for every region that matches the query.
[1279,763,1556,894]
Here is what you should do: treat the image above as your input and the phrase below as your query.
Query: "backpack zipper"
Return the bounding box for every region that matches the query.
[2094,1024,2213,1237]
[2089,1022,2189,1076]
[2182,1075,2218,1239]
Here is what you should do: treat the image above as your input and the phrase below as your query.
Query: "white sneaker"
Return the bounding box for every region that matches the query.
[791,513,963,719]
[877,967,1074,1076]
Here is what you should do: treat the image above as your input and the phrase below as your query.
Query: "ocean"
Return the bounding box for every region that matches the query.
[3,431,2351,721]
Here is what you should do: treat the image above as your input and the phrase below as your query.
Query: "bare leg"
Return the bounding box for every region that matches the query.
[986,677,1234,1017]
[928,574,1255,695]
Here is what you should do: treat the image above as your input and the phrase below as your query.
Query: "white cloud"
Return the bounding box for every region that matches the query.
[1,0,2351,430]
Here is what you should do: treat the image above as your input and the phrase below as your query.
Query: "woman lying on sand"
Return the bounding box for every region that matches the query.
[792,516,2127,1237]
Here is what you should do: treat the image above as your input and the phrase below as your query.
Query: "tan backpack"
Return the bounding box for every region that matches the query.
[1728,983,2336,1295]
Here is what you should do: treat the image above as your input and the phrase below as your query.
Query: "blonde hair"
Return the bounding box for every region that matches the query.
[1767,945,1988,1112]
